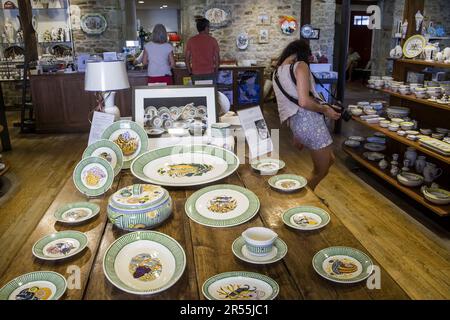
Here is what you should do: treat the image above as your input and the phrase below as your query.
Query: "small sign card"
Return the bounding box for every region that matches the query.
[237,106,273,159]
[88,111,115,146]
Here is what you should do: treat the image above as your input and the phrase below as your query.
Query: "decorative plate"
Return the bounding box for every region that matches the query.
[80,14,108,35]
[169,107,181,120]
[268,174,307,193]
[202,271,279,300]
[300,24,314,38]
[73,156,114,197]
[403,35,426,58]
[232,236,287,265]
[101,120,149,169]
[196,105,208,118]
[32,231,88,261]
[0,271,67,300]
[344,140,360,148]
[185,184,259,228]
[282,206,330,231]
[83,139,123,176]
[144,106,158,119]
[250,158,286,174]
[204,6,232,29]
[236,33,249,50]
[32,15,38,32]
[280,16,298,35]
[312,246,374,284]
[364,143,386,152]
[103,231,186,295]
[363,152,385,161]
[146,128,165,137]
[54,202,100,224]
[348,136,365,142]
[131,144,239,187]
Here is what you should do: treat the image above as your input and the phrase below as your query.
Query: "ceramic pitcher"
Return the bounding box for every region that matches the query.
[404,147,417,167]
[423,162,443,183]
[415,156,426,173]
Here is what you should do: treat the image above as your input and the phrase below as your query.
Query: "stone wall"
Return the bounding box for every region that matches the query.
[424,0,450,47]
[70,0,124,54]
[181,0,335,74]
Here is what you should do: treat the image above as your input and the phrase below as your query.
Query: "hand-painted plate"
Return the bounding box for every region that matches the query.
[101,120,148,169]
[0,271,67,300]
[32,231,88,261]
[282,206,330,231]
[103,231,186,295]
[202,271,279,300]
[83,139,124,176]
[73,156,114,197]
[54,202,100,224]
[185,184,259,228]
[312,246,374,284]
[250,158,286,174]
[131,144,239,187]
[232,236,287,265]
[268,174,307,193]
[364,143,386,152]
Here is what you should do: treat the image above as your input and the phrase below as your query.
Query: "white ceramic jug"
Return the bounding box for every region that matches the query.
[423,162,443,183]
[415,156,427,173]
[405,147,417,167]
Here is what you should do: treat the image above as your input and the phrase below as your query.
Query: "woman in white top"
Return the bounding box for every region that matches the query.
[142,24,175,85]
[273,40,340,190]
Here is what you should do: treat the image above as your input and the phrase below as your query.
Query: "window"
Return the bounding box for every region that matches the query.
[353,15,370,26]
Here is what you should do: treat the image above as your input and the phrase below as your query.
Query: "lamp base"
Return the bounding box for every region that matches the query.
[104,105,121,121]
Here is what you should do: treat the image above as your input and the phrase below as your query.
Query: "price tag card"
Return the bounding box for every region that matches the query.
[88,111,115,146]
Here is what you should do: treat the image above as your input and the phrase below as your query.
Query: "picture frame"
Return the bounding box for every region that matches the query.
[257,14,271,26]
[310,28,321,40]
[258,29,269,44]
[133,85,217,136]
[80,14,108,35]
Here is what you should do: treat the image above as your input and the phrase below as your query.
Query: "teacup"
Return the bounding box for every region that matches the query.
[242,227,278,256]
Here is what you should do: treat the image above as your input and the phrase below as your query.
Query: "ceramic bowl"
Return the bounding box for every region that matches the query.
[357,101,370,107]
[388,124,400,131]
[211,123,232,138]
[107,184,172,231]
[399,89,410,95]
[405,130,419,135]
[435,128,449,135]
[397,172,424,187]
[379,120,391,128]
[432,133,444,140]
[406,134,419,141]
[415,92,428,99]
[351,108,363,116]
[422,187,450,205]
[397,130,406,136]
[386,107,410,119]
[344,140,361,148]
[251,158,286,176]
[400,122,414,130]
[428,91,442,98]
[242,227,278,256]
[420,128,433,135]
[391,118,404,124]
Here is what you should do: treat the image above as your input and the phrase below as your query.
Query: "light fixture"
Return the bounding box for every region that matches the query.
[138,1,144,4]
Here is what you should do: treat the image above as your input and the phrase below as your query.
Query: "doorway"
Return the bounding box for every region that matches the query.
[349,11,373,70]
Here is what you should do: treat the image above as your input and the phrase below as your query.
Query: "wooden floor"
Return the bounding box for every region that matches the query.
[0,84,449,299]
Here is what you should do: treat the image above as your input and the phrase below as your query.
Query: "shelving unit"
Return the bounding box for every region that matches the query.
[343,146,449,216]
[349,58,450,216]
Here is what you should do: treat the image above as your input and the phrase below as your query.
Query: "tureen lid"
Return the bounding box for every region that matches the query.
[109,184,168,211]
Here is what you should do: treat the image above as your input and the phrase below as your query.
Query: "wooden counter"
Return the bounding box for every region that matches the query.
[30,71,148,133]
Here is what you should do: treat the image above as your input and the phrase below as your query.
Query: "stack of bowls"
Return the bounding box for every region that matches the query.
[388,123,400,132]
[390,83,400,93]
[440,84,450,95]
[370,102,384,114]
[414,87,428,99]
[398,84,411,95]
[379,120,391,128]
[426,86,442,98]
[400,121,414,130]
[386,106,410,119]
[409,83,423,92]
[373,79,384,89]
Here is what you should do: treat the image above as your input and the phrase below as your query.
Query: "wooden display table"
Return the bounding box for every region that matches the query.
[0,162,409,300]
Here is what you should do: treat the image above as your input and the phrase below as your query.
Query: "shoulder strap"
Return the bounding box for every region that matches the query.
[274,69,300,105]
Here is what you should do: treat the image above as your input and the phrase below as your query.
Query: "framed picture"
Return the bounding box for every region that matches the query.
[258,29,269,44]
[133,85,217,135]
[257,14,271,25]
[237,71,261,105]
[81,14,108,35]
[310,28,321,40]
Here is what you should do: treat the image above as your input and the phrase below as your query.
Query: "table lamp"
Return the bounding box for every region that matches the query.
[84,60,130,121]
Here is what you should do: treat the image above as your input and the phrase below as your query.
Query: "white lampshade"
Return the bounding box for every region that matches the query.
[84,60,130,92]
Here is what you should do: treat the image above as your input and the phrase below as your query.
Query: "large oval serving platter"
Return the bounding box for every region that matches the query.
[103,231,186,295]
[73,156,114,197]
[185,184,259,228]
[101,120,148,169]
[131,144,239,187]
[0,271,67,300]
[32,231,88,261]
[83,139,124,176]
[312,246,374,284]
[202,271,279,300]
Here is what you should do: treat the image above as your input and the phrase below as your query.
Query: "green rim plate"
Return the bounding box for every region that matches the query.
[250,158,286,172]
[73,156,114,198]
[82,139,124,176]
[268,174,307,192]
[54,202,100,224]
[202,271,279,300]
[32,231,88,261]
[185,184,260,228]
[103,231,186,295]
[0,271,67,300]
[131,144,240,187]
[312,246,374,284]
[232,236,288,265]
[283,206,330,231]
[101,120,149,169]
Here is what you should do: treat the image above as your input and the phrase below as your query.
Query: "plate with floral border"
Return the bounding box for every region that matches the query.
[82,139,123,176]
[185,184,260,228]
[73,156,114,197]
[202,271,279,300]
[0,271,67,300]
[54,202,100,225]
[282,206,330,231]
[312,246,374,284]
[101,120,148,169]
[32,230,88,261]
[232,236,288,265]
[102,231,186,295]
[131,144,239,187]
[268,174,307,193]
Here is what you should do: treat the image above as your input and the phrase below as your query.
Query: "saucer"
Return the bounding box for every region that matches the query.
[232,236,287,265]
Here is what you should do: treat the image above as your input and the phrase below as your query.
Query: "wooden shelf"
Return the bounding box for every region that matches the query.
[371,88,450,112]
[352,116,450,165]
[343,146,449,217]
[396,59,450,69]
